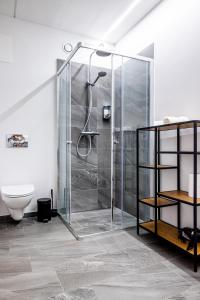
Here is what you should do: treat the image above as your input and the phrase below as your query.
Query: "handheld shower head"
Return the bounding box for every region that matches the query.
[87,71,107,87]
[98,71,107,77]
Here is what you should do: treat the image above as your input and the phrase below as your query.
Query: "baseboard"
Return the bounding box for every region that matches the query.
[0,214,13,223]
[24,211,37,218]
[0,209,58,222]
[51,209,58,217]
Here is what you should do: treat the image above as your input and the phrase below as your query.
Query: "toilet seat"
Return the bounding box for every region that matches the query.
[1,184,34,198]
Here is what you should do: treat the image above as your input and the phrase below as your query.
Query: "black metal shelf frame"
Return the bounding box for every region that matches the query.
[138,165,177,170]
[136,120,199,272]
[158,151,200,155]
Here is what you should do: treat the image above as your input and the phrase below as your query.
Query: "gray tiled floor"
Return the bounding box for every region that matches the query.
[70,208,137,237]
[0,217,200,299]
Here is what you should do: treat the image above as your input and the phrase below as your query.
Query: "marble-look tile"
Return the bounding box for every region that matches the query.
[69,208,135,237]
[0,225,24,241]
[124,131,136,150]
[0,270,62,299]
[139,169,150,199]
[0,241,9,254]
[71,189,99,212]
[71,127,97,149]
[71,63,89,107]
[0,256,31,274]
[50,293,68,300]
[113,149,121,169]
[67,287,98,300]
[97,129,111,150]
[0,289,32,300]
[71,168,98,190]
[54,288,97,300]
[59,57,151,216]
[71,145,97,169]
[95,69,112,90]
[97,108,111,130]
[114,59,150,131]
[70,224,111,237]
[71,62,112,109]
[122,192,136,216]
[91,263,190,299]
[98,168,111,189]
[93,87,111,111]
[125,149,136,166]
[71,105,97,130]
[98,188,111,209]
[182,284,200,299]
[97,149,111,169]
[1,216,200,299]
[57,269,120,293]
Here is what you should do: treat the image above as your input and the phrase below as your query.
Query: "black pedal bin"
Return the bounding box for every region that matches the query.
[37,198,51,222]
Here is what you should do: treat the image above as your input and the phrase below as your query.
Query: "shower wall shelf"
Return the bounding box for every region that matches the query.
[136,120,200,272]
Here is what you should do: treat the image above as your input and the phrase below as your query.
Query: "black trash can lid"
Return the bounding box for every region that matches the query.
[37,198,51,203]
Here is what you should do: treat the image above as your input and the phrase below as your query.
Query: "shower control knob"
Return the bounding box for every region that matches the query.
[114,140,119,144]
[66,141,72,144]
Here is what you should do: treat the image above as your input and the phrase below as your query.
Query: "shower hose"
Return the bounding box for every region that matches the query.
[76,85,93,157]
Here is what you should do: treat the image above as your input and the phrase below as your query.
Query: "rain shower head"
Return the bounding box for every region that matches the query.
[96,50,111,57]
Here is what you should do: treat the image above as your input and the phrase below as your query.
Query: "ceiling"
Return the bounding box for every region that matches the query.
[0,0,162,44]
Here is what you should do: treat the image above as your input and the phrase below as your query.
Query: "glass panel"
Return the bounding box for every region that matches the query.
[68,47,113,237]
[57,62,71,223]
[112,55,150,229]
[112,55,124,229]
[57,45,151,238]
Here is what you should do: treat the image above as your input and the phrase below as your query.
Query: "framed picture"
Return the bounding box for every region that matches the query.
[7,134,28,148]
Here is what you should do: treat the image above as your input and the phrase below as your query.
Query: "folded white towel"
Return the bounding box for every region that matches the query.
[154,120,164,126]
[163,116,189,124]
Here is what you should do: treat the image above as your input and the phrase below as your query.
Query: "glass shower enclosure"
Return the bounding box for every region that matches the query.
[57,42,152,238]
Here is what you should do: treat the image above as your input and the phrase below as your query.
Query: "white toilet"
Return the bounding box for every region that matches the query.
[1,184,34,221]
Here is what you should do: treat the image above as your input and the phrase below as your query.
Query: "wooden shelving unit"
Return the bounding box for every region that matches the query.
[140,220,200,255]
[139,197,177,207]
[137,120,200,272]
[158,190,200,205]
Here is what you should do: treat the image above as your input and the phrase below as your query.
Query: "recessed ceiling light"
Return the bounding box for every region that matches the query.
[101,0,141,42]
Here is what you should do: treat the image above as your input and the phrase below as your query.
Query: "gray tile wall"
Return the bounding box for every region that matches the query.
[58,57,150,219]
[114,58,150,218]
[70,61,112,212]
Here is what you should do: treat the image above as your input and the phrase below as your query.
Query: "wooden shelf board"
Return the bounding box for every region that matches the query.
[158,190,200,205]
[140,220,200,255]
[140,197,177,207]
[139,164,177,169]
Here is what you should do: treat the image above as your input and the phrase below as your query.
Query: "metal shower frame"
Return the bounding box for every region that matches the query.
[57,42,154,238]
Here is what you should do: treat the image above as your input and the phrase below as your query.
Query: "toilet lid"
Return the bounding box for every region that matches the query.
[1,184,34,197]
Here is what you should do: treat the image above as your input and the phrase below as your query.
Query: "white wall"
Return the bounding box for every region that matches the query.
[117,0,200,227]
[0,15,102,216]
[117,0,200,121]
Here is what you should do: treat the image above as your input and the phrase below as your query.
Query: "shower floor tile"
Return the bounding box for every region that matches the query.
[70,208,137,237]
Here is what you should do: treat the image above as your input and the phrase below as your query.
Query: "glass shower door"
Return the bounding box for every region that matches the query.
[57,63,71,224]
[112,55,151,228]
[56,43,152,238]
